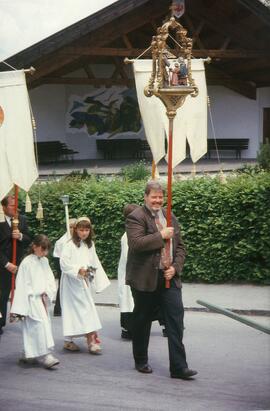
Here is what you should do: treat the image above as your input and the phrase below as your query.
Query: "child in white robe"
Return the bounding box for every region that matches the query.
[53,218,76,317]
[60,216,110,354]
[10,234,59,369]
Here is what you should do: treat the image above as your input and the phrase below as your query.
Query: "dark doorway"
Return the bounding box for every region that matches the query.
[263,108,270,144]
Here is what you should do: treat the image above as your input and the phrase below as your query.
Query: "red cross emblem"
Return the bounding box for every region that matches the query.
[0,106,4,127]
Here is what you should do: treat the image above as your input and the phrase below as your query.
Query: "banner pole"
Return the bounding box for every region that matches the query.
[10,184,19,305]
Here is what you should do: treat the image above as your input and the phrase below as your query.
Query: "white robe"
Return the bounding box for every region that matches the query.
[11,254,56,358]
[53,232,70,258]
[117,233,134,313]
[60,240,110,337]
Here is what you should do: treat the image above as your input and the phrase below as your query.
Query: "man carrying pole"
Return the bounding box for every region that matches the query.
[0,195,31,334]
[126,180,197,379]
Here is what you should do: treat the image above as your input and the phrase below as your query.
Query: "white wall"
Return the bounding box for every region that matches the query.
[29,82,270,161]
[30,85,66,142]
[207,86,259,158]
[30,84,99,160]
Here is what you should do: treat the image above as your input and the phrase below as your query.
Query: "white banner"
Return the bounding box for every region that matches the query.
[168,59,208,166]
[133,60,166,164]
[0,70,38,200]
[133,59,207,168]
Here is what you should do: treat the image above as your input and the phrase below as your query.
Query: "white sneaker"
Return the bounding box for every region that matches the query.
[43,353,60,369]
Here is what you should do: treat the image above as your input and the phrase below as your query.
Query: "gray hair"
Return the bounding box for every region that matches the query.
[144,180,165,195]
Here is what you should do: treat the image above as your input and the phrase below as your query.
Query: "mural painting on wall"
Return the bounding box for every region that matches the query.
[67,87,142,138]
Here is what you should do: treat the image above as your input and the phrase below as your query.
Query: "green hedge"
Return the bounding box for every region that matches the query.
[21,172,270,283]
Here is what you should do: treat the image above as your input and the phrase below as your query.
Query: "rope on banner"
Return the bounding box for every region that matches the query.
[0,59,35,74]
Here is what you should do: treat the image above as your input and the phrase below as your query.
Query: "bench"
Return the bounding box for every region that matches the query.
[96,139,153,160]
[136,140,152,159]
[96,139,142,159]
[207,138,249,159]
[35,141,78,164]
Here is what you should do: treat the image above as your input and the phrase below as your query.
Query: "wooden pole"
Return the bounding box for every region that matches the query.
[166,117,173,227]
[10,184,19,304]
[151,160,156,179]
[165,116,174,288]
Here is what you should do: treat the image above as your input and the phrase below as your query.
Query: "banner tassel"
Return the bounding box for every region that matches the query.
[25,193,32,213]
[36,201,44,220]
[219,169,227,184]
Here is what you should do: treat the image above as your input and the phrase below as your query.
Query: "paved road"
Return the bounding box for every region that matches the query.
[0,307,269,411]
[94,280,270,315]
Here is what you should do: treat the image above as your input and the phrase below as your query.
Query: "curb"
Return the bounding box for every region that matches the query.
[95,303,270,317]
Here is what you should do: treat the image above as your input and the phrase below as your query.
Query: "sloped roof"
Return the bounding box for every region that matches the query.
[1,0,270,99]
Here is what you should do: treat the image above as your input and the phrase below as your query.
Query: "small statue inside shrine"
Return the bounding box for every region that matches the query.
[170,61,180,86]
[178,57,188,85]
[169,57,188,86]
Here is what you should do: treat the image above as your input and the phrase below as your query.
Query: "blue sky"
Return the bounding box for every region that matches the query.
[0,0,116,61]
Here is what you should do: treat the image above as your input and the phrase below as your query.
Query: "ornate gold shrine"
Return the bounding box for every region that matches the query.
[144,17,198,119]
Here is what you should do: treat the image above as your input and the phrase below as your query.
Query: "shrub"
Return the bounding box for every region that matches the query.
[120,160,151,181]
[236,163,262,175]
[257,141,270,170]
[23,173,270,283]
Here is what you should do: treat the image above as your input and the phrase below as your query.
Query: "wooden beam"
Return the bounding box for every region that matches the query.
[225,58,270,74]
[112,57,128,80]
[31,65,256,100]
[220,37,231,50]
[83,64,95,79]
[187,0,259,49]
[183,15,205,49]
[61,46,270,59]
[122,34,133,49]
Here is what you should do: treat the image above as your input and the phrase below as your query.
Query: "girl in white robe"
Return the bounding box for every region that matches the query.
[60,216,110,354]
[11,234,59,369]
[52,218,77,319]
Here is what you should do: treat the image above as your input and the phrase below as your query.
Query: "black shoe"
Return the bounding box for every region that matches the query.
[135,363,153,374]
[0,328,3,335]
[171,368,198,380]
[121,329,132,340]
[162,328,167,337]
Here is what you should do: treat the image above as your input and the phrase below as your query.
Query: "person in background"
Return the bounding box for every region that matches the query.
[10,234,59,369]
[0,195,31,335]
[118,204,167,340]
[118,204,138,340]
[53,218,77,317]
[60,217,110,354]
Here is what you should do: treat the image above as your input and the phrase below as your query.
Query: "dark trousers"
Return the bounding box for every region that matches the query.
[120,312,133,332]
[120,309,165,333]
[131,271,187,374]
[0,272,12,328]
[53,258,61,315]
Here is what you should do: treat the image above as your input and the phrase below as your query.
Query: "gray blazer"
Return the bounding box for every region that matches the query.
[126,205,186,292]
